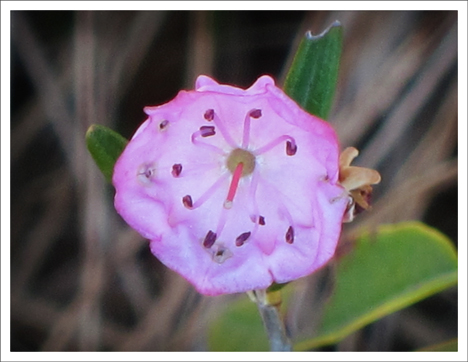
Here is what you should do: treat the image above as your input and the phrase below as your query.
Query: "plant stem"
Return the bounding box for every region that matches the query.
[251,289,292,351]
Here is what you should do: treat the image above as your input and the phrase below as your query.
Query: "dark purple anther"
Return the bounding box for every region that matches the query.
[172,164,183,177]
[182,195,193,209]
[235,231,251,247]
[143,168,153,179]
[159,120,169,130]
[286,140,297,156]
[259,215,266,225]
[200,125,216,137]
[203,230,217,248]
[204,109,215,121]
[250,109,262,118]
[285,226,294,244]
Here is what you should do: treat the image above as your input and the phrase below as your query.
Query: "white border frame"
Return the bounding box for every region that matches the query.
[2,2,466,361]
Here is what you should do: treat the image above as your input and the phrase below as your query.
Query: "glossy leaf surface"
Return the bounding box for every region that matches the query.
[208,222,458,351]
[296,222,458,350]
[86,124,128,183]
[283,21,343,120]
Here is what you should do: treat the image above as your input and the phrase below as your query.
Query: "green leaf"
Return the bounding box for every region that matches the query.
[283,21,343,120]
[86,124,128,183]
[295,221,458,351]
[208,296,269,351]
[207,222,457,352]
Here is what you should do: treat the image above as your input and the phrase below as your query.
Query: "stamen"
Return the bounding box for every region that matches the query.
[159,120,169,130]
[236,231,251,246]
[215,203,229,236]
[242,108,262,148]
[204,109,214,121]
[250,109,262,118]
[285,226,294,244]
[200,125,216,137]
[212,245,232,264]
[286,140,297,156]
[139,167,154,179]
[203,230,217,248]
[192,172,230,209]
[247,170,261,238]
[191,130,225,155]
[137,164,157,184]
[251,215,266,225]
[210,110,238,148]
[254,135,297,155]
[172,164,182,177]
[182,195,193,209]
[224,162,244,209]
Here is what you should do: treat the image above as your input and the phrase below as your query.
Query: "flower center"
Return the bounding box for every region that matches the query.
[226,148,256,176]
[224,149,255,209]
[181,107,300,258]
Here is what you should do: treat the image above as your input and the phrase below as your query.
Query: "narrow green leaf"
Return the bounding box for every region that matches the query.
[283,21,343,120]
[86,124,128,183]
[295,221,458,351]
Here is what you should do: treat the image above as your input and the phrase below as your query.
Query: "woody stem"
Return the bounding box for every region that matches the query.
[251,289,292,351]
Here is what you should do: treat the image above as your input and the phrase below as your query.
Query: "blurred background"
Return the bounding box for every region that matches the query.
[10,10,458,351]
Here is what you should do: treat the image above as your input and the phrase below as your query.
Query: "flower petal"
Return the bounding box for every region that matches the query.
[340,166,381,192]
[113,75,349,295]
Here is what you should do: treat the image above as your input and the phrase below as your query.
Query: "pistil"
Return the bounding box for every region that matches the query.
[224,162,244,209]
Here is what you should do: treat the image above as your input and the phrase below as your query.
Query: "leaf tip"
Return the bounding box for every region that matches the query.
[85,124,102,148]
[86,124,98,136]
[305,20,342,40]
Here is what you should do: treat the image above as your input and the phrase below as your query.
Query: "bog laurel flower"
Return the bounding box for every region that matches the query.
[113,75,351,296]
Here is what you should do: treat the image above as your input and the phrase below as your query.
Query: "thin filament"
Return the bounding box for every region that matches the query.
[212,111,238,149]
[242,109,262,148]
[253,135,295,155]
[192,172,230,209]
[216,204,229,236]
[248,169,261,237]
[242,111,252,148]
[191,131,225,155]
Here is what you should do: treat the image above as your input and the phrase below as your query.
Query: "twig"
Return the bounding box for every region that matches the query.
[347,159,458,234]
[358,23,457,169]
[109,12,167,99]
[250,289,292,352]
[185,11,215,87]
[11,13,76,173]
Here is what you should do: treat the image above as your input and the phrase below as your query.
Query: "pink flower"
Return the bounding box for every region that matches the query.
[113,75,348,296]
